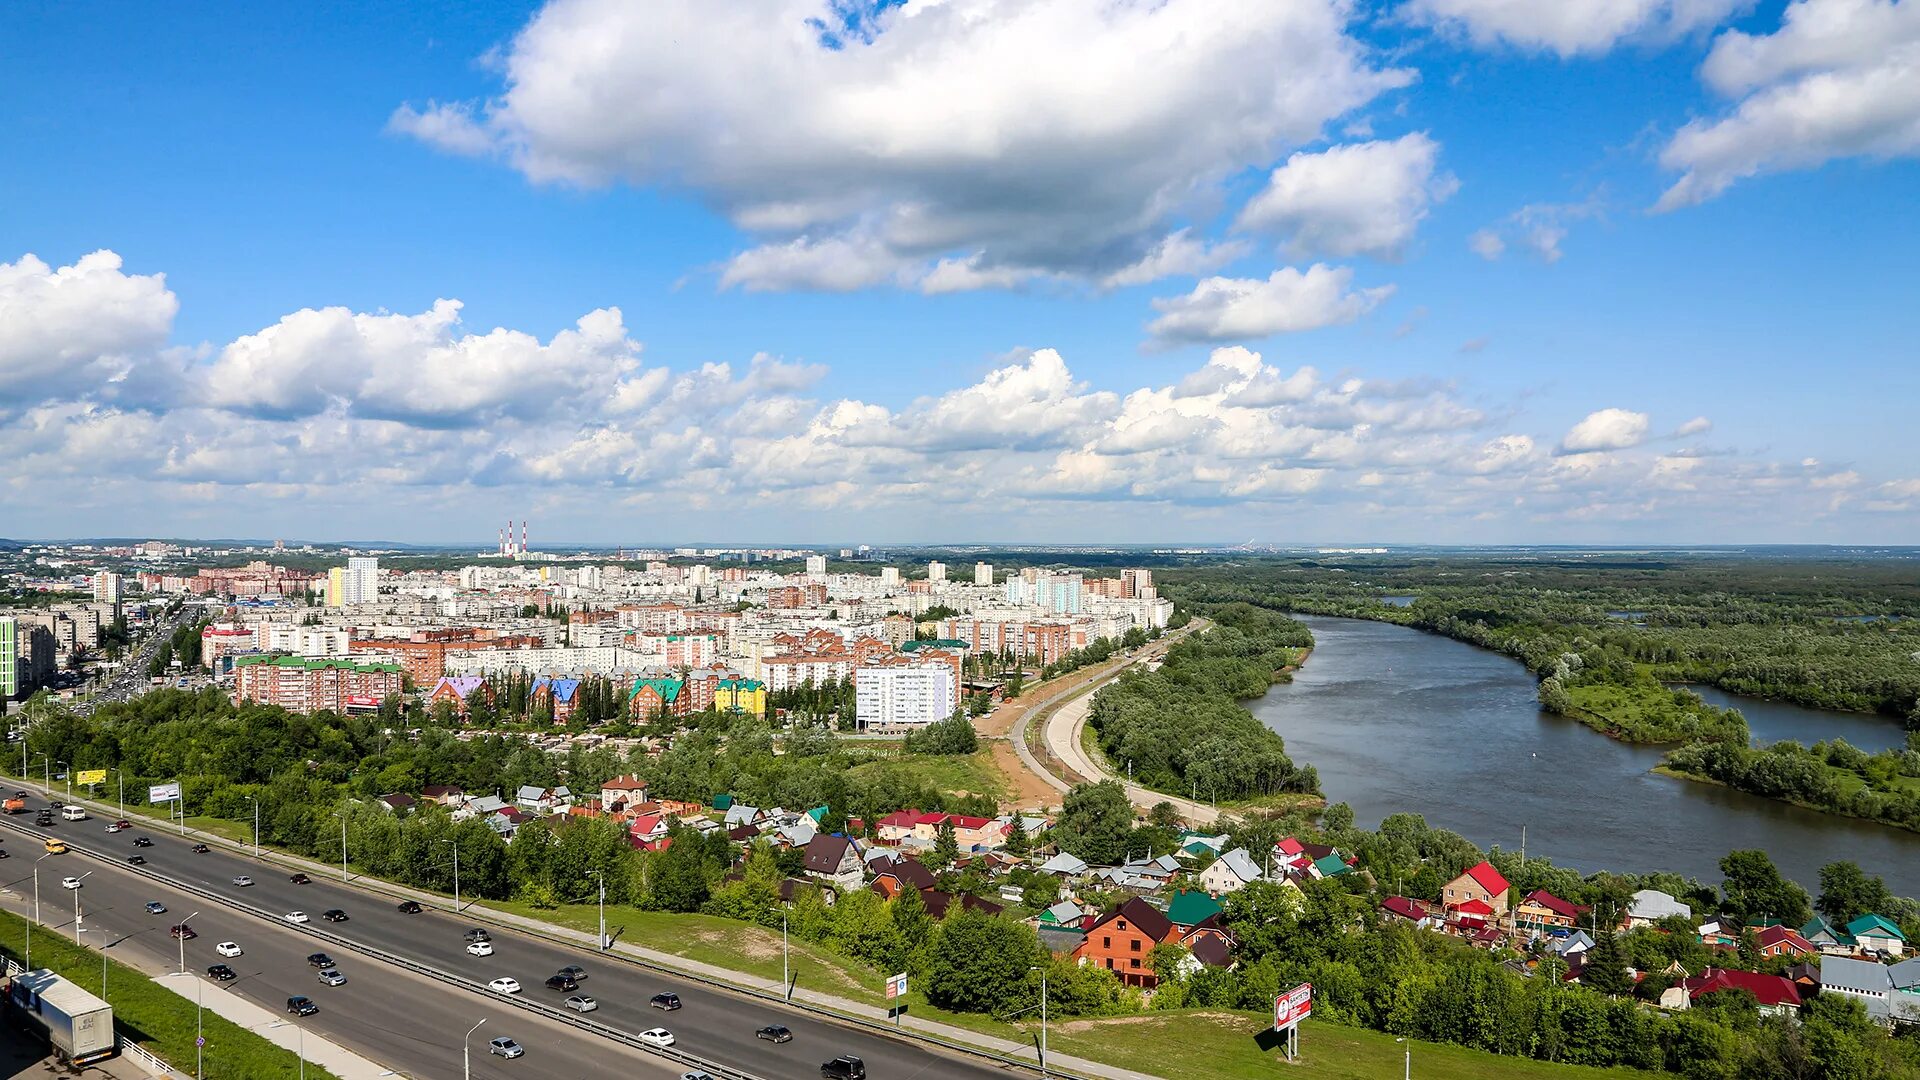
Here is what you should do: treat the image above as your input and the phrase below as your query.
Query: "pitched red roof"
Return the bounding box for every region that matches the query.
[876,810,920,829]
[1381,896,1428,922]
[1462,860,1510,898]
[1684,968,1802,1009]
[1525,890,1589,920]
[1755,925,1814,954]
[1453,897,1495,917]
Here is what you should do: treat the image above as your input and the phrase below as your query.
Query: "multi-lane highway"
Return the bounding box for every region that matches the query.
[0,789,1019,1080]
[0,804,686,1079]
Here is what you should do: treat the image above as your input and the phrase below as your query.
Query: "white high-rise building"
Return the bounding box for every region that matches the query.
[855,663,957,729]
[927,561,946,583]
[343,557,380,605]
[805,554,828,577]
[1007,570,1083,614]
[879,567,901,588]
[974,562,994,586]
[90,571,122,605]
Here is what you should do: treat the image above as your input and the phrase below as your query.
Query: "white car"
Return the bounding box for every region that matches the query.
[467,941,494,956]
[488,977,522,995]
[284,911,310,924]
[62,876,84,890]
[638,1028,676,1048]
[216,942,242,957]
[231,875,254,887]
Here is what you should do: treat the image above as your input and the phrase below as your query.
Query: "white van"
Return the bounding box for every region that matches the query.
[61,805,88,821]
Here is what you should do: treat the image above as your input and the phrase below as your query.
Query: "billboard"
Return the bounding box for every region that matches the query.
[148,782,182,803]
[1274,983,1312,1031]
[76,769,107,786]
[886,973,908,1001]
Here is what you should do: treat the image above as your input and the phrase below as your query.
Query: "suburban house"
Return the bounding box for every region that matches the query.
[420,784,466,807]
[1546,929,1596,961]
[868,856,938,899]
[1515,890,1588,930]
[428,675,488,716]
[376,793,415,814]
[1848,914,1908,957]
[1697,920,1739,948]
[1803,917,1856,954]
[627,813,670,848]
[1662,968,1803,1017]
[1166,890,1225,930]
[1037,900,1091,930]
[1624,889,1692,929]
[1198,848,1266,896]
[599,775,650,812]
[1819,957,1920,1025]
[801,834,865,891]
[1381,896,1443,929]
[1441,861,1512,916]
[514,784,572,815]
[1037,852,1089,878]
[1073,897,1175,989]
[1756,924,1816,959]
[529,677,582,723]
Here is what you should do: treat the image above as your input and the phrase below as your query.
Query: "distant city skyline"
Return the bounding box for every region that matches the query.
[3,1,1915,543]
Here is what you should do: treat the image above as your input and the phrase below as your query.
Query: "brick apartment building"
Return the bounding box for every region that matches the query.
[232,655,404,713]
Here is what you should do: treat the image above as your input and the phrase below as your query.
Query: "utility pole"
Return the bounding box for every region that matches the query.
[588,869,606,951]
[251,797,260,857]
[783,911,791,999]
[463,1018,486,1080]
[178,911,200,974]
[442,839,461,913]
[73,872,92,942]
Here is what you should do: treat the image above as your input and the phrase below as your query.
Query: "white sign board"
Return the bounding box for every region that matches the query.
[148,782,182,803]
[886,973,908,1001]
[1274,982,1312,1031]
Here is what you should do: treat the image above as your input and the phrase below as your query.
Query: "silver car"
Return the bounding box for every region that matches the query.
[564,994,598,1013]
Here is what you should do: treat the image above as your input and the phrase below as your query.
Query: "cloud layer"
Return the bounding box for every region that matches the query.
[391,0,1414,293]
[4,249,1914,540]
[1658,0,1920,209]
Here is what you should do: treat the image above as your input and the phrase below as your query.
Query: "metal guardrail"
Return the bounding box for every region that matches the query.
[5,785,1104,1080]
[0,817,762,1080]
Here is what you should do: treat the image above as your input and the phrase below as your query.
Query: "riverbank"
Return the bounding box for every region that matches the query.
[1247,614,1920,892]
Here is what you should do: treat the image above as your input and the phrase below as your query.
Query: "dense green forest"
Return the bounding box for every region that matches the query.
[1160,555,1920,827]
[1086,602,1319,803]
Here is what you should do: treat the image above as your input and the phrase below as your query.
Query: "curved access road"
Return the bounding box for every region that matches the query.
[1015,620,1222,825]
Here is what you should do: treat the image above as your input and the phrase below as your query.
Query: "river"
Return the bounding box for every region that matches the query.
[1251,615,1920,894]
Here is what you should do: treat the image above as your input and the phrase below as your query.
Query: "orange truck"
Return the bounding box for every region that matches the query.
[2,795,26,814]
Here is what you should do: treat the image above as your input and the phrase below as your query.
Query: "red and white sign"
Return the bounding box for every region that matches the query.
[344,695,381,707]
[1274,983,1312,1031]
[886,973,908,1001]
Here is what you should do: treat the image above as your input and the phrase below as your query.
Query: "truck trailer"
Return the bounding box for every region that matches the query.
[7,968,118,1067]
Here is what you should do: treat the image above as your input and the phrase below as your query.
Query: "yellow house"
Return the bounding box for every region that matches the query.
[716,677,767,717]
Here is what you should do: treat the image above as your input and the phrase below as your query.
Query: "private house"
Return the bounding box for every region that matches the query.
[1624,889,1692,929]
[1099,855,1182,892]
[421,784,466,807]
[801,834,865,891]
[599,776,649,812]
[1756,925,1816,959]
[1697,920,1739,948]
[428,675,488,716]
[1166,890,1225,930]
[1309,853,1352,879]
[1848,914,1907,957]
[869,856,937,899]
[627,813,670,848]
[1818,957,1920,1025]
[1381,896,1442,929]
[724,803,764,829]
[376,793,415,814]
[1177,832,1229,860]
[1038,852,1089,878]
[1442,861,1512,916]
[1198,848,1265,896]
[529,677,582,723]
[1546,929,1596,961]
[1664,968,1803,1017]
[1038,900,1091,930]
[1802,917,1856,955]
[1515,890,1588,930]
[1073,897,1175,989]
[514,784,572,815]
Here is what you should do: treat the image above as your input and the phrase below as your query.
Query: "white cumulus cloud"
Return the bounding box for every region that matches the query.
[391,0,1412,291]
[1407,0,1748,56]
[0,251,179,404]
[1235,133,1457,260]
[1658,0,1920,209]
[1561,407,1652,452]
[1145,265,1394,347]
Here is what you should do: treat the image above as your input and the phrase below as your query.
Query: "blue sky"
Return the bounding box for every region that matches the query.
[2,0,1916,545]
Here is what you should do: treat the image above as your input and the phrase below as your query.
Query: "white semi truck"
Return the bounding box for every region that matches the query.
[7,968,118,1067]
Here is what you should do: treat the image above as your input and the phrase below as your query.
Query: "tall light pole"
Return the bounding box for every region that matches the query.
[29,852,53,969]
[587,869,605,951]
[333,810,349,882]
[1030,964,1048,1077]
[195,974,204,1080]
[58,760,69,799]
[782,910,790,999]
[72,870,93,943]
[1396,1037,1410,1079]
[249,796,260,857]
[116,769,124,820]
[441,838,461,913]
[463,1018,486,1080]
[178,910,200,974]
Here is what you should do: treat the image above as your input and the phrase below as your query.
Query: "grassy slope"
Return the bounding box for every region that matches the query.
[0,908,337,1080]
[845,751,1009,799]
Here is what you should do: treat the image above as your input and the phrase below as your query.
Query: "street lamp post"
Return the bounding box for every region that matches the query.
[588,869,605,951]
[463,1018,487,1080]
[28,852,53,969]
[1396,1037,1410,1079]
[195,975,204,1080]
[73,870,93,943]
[178,910,200,974]
[1030,964,1049,1077]
[441,839,461,913]
[782,911,790,999]
[249,796,260,857]
[58,760,69,799]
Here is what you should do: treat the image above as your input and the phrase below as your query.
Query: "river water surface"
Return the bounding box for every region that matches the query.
[1251,615,1920,894]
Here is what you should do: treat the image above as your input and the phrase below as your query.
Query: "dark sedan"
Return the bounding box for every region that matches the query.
[207,964,237,982]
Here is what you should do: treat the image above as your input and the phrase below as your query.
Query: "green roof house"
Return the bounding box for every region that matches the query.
[1166,889,1224,928]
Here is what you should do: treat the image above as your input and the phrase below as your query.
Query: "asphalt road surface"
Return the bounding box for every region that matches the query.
[0,815,685,1079]
[0,791,1010,1080]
